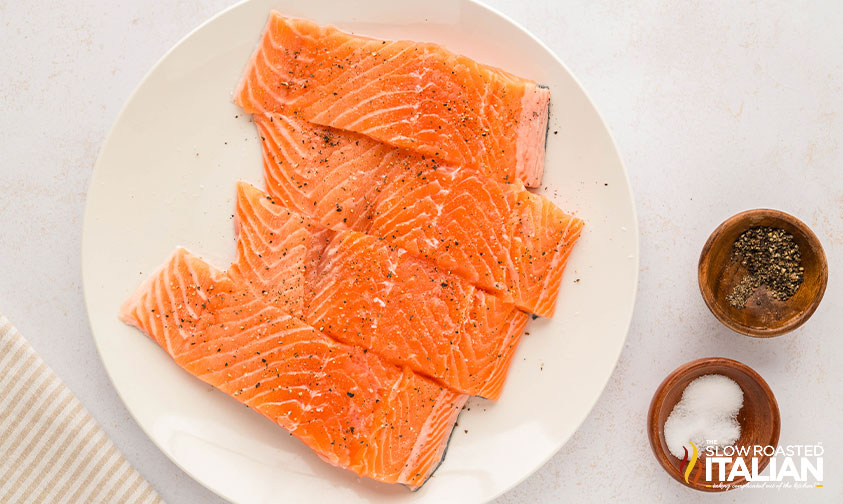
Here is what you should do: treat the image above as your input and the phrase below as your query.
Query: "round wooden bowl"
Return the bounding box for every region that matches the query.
[698,209,828,337]
[647,358,780,491]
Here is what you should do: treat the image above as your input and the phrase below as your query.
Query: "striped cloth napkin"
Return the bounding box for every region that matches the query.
[0,315,163,504]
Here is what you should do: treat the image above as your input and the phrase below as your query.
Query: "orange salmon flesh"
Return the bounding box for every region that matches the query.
[236,12,551,187]
[232,182,528,400]
[120,248,466,488]
[120,11,586,490]
[254,113,583,318]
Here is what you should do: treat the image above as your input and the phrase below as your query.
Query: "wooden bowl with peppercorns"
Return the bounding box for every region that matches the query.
[698,209,828,337]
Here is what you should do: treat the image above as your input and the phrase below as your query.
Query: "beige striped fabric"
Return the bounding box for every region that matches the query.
[0,315,163,504]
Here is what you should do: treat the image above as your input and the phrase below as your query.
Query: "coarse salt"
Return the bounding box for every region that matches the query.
[663,374,744,458]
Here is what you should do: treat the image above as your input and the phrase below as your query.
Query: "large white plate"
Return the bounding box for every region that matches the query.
[82,1,638,502]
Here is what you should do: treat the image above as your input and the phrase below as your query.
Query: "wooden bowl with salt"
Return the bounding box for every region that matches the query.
[698,209,828,337]
[647,357,780,491]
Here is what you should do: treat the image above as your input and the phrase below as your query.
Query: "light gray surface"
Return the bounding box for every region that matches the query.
[0,1,840,502]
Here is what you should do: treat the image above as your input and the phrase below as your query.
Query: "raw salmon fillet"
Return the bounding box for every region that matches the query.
[118,10,585,489]
[509,189,585,317]
[236,12,551,187]
[228,182,334,318]
[234,182,529,399]
[255,113,584,317]
[371,165,514,294]
[255,113,405,231]
[307,232,529,400]
[120,248,466,488]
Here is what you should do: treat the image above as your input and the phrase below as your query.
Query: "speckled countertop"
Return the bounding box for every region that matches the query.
[1,1,840,502]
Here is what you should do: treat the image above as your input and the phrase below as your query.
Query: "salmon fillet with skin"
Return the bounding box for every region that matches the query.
[255,113,584,317]
[233,182,529,400]
[236,12,550,187]
[119,248,466,489]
